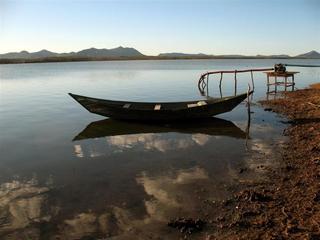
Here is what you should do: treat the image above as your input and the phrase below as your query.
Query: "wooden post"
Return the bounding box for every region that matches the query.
[292,74,295,91]
[206,74,209,96]
[201,74,207,90]
[219,73,223,88]
[245,84,251,148]
[285,76,287,91]
[198,76,202,92]
[250,70,255,90]
[219,72,223,98]
[234,70,237,96]
[267,74,270,93]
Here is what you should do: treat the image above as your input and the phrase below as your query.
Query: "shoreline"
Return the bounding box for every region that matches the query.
[0,56,318,65]
[208,84,320,239]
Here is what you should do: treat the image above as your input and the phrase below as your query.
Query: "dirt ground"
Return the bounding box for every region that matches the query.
[202,84,320,239]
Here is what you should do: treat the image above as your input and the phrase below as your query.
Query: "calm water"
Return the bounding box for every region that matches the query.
[0,59,320,239]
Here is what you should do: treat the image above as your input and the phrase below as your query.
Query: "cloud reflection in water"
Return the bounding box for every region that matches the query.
[106,133,210,153]
[0,178,50,237]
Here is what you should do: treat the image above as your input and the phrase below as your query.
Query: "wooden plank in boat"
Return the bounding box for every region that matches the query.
[187,101,207,108]
[154,104,161,110]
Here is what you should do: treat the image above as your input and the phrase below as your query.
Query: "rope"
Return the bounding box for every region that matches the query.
[284,64,320,68]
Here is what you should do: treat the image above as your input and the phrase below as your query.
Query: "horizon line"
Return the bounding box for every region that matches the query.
[1,46,319,57]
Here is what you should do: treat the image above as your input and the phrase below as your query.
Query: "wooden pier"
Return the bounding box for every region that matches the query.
[198,67,274,96]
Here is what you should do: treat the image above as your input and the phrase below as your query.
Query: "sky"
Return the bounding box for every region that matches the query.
[0,0,319,55]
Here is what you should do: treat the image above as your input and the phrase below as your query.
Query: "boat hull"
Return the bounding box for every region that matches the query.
[69,92,251,121]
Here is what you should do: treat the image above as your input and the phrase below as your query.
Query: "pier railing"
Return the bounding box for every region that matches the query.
[198,67,274,96]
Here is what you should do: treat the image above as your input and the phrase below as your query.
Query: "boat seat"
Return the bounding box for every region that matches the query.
[187,101,207,108]
[154,104,161,110]
[123,103,131,108]
[197,101,207,106]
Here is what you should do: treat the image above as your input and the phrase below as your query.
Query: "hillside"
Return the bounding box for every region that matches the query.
[0,48,319,64]
[295,50,320,59]
[0,47,144,59]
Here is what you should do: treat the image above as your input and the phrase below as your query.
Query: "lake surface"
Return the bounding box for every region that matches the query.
[0,59,320,239]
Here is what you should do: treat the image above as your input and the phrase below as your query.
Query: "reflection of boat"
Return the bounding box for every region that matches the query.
[73,118,247,141]
[69,92,251,121]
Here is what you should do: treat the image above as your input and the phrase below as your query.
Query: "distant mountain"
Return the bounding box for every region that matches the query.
[158,52,208,57]
[32,49,59,58]
[215,54,251,58]
[256,54,290,58]
[0,46,144,59]
[0,48,319,63]
[76,46,144,57]
[159,53,299,59]
[0,49,59,59]
[158,52,291,59]
[295,50,320,59]
[159,51,320,59]
[0,50,32,59]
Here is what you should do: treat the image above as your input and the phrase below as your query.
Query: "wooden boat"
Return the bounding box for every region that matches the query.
[73,118,247,141]
[69,91,252,121]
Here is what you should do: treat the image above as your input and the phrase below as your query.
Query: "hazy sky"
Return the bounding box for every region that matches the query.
[0,0,319,55]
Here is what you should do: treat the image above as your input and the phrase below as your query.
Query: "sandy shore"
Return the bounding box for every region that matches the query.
[202,84,320,239]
